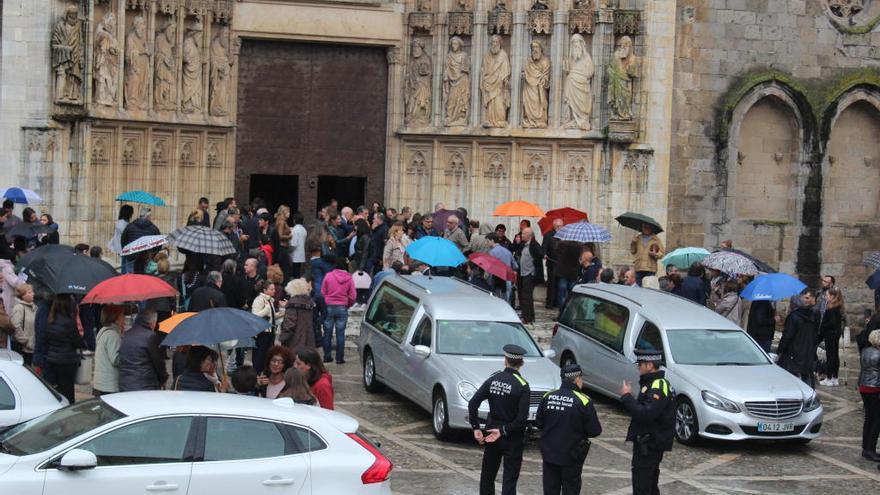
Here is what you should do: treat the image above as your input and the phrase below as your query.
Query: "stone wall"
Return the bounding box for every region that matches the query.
[669,0,880,324]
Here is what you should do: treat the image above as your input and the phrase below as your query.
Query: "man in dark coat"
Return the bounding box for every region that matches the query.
[189,271,227,311]
[198,197,211,227]
[554,241,582,310]
[747,300,776,353]
[516,227,544,324]
[120,207,161,272]
[118,308,168,391]
[777,290,819,387]
[542,218,563,308]
[679,262,707,306]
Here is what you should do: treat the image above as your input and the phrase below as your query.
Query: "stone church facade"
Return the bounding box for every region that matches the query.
[1,0,879,321]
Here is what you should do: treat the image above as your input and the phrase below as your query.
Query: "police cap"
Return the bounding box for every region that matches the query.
[503,344,527,360]
[633,348,664,364]
[561,363,582,380]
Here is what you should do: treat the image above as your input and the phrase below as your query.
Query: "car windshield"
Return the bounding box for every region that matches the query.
[0,399,124,456]
[665,329,770,366]
[436,320,542,357]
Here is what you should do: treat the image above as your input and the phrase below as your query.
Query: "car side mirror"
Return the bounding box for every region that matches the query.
[543,348,557,359]
[58,449,97,471]
[413,345,431,358]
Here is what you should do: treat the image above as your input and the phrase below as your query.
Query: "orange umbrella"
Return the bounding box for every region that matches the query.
[493,200,544,217]
[158,312,197,333]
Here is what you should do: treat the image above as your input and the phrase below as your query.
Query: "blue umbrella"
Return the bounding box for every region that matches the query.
[161,308,271,348]
[866,270,880,290]
[741,273,807,302]
[405,236,466,267]
[0,187,42,205]
[553,222,612,243]
[660,247,710,269]
[116,190,166,206]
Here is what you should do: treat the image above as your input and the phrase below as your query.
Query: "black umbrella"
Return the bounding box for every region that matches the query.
[615,212,664,234]
[720,248,777,274]
[25,252,117,295]
[19,244,76,283]
[2,222,51,242]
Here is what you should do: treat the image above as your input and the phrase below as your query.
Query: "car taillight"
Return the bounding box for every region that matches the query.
[347,432,393,484]
[552,323,558,336]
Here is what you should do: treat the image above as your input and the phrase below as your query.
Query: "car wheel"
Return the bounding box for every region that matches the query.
[363,350,383,393]
[560,351,576,368]
[675,397,700,445]
[432,390,451,441]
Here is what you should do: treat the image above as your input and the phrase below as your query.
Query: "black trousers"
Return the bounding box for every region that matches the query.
[542,461,583,495]
[519,275,536,322]
[862,392,880,452]
[253,331,275,375]
[545,264,556,307]
[479,435,524,495]
[50,362,79,404]
[824,333,840,378]
[631,446,663,495]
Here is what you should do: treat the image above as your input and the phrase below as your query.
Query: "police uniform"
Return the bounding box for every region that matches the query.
[467,344,531,495]
[536,364,602,495]
[621,349,675,495]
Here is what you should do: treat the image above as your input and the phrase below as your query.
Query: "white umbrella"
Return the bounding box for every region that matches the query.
[121,235,167,256]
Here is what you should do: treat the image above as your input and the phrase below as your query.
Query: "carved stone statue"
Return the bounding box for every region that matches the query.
[181,20,203,113]
[522,40,550,128]
[531,0,549,9]
[563,34,594,130]
[417,0,432,11]
[124,15,150,109]
[405,39,432,126]
[210,26,233,116]
[480,35,510,128]
[93,12,119,106]
[443,37,470,127]
[154,20,177,110]
[51,6,83,104]
[607,35,639,120]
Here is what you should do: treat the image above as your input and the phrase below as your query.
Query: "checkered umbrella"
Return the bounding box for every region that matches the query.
[166,225,236,256]
[553,222,612,243]
[701,251,758,276]
[863,251,880,270]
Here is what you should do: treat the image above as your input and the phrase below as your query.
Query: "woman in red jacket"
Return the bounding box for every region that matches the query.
[295,347,334,410]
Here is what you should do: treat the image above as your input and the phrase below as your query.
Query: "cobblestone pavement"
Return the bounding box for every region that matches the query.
[73,294,880,494]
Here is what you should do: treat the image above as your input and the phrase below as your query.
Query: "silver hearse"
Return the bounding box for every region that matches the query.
[358,275,561,439]
[551,284,823,444]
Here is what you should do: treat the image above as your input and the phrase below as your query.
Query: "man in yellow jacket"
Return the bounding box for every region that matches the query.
[629,223,664,286]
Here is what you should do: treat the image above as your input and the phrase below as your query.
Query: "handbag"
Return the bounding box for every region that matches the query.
[75,350,95,385]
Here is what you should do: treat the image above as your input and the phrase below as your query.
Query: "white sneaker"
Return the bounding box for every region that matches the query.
[819,379,830,386]
[831,378,840,386]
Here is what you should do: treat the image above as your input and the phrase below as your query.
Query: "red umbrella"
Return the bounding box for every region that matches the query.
[538,207,589,235]
[468,252,517,283]
[82,274,177,304]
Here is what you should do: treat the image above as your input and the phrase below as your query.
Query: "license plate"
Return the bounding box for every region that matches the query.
[757,422,794,433]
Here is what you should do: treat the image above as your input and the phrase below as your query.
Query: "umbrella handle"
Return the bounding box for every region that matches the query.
[216,344,228,388]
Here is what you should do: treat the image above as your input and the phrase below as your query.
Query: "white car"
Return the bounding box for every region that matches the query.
[0,391,392,494]
[0,350,68,431]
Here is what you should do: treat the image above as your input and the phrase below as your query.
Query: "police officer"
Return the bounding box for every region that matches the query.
[536,363,602,495]
[468,344,531,495]
[619,349,675,495]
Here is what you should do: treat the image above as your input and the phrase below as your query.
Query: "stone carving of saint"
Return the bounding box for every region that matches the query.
[210,26,233,116]
[522,40,550,128]
[563,34,594,130]
[51,6,83,104]
[405,39,432,126]
[93,12,119,106]
[154,20,177,110]
[607,35,639,120]
[124,15,150,109]
[443,37,470,127]
[181,20,203,114]
[480,35,510,128]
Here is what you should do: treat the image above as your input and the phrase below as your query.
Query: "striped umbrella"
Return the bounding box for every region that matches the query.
[167,225,236,256]
[553,222,612,243]
[0,187,42,205]
[116,190,166,206]
[864,251,880,270]
[121,234,167,256]
[701,251,758,276]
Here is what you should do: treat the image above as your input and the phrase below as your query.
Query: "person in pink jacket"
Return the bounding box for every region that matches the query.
[320,257,356,364]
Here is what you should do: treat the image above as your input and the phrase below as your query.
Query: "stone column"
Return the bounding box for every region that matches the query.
[549,8,566,128]
[509,9,527,126]
[594,7,613,132]
[470,6,488,128]
[431,12,447,128]
[385,46,405,207]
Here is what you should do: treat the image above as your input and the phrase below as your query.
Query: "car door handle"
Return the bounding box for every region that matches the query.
[262,477,295,486]
[145,481,179,492]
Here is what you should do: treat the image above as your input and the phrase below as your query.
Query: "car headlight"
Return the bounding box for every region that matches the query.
[803,393,821,412]
[701,390,740,413]
[458,381,477,402]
